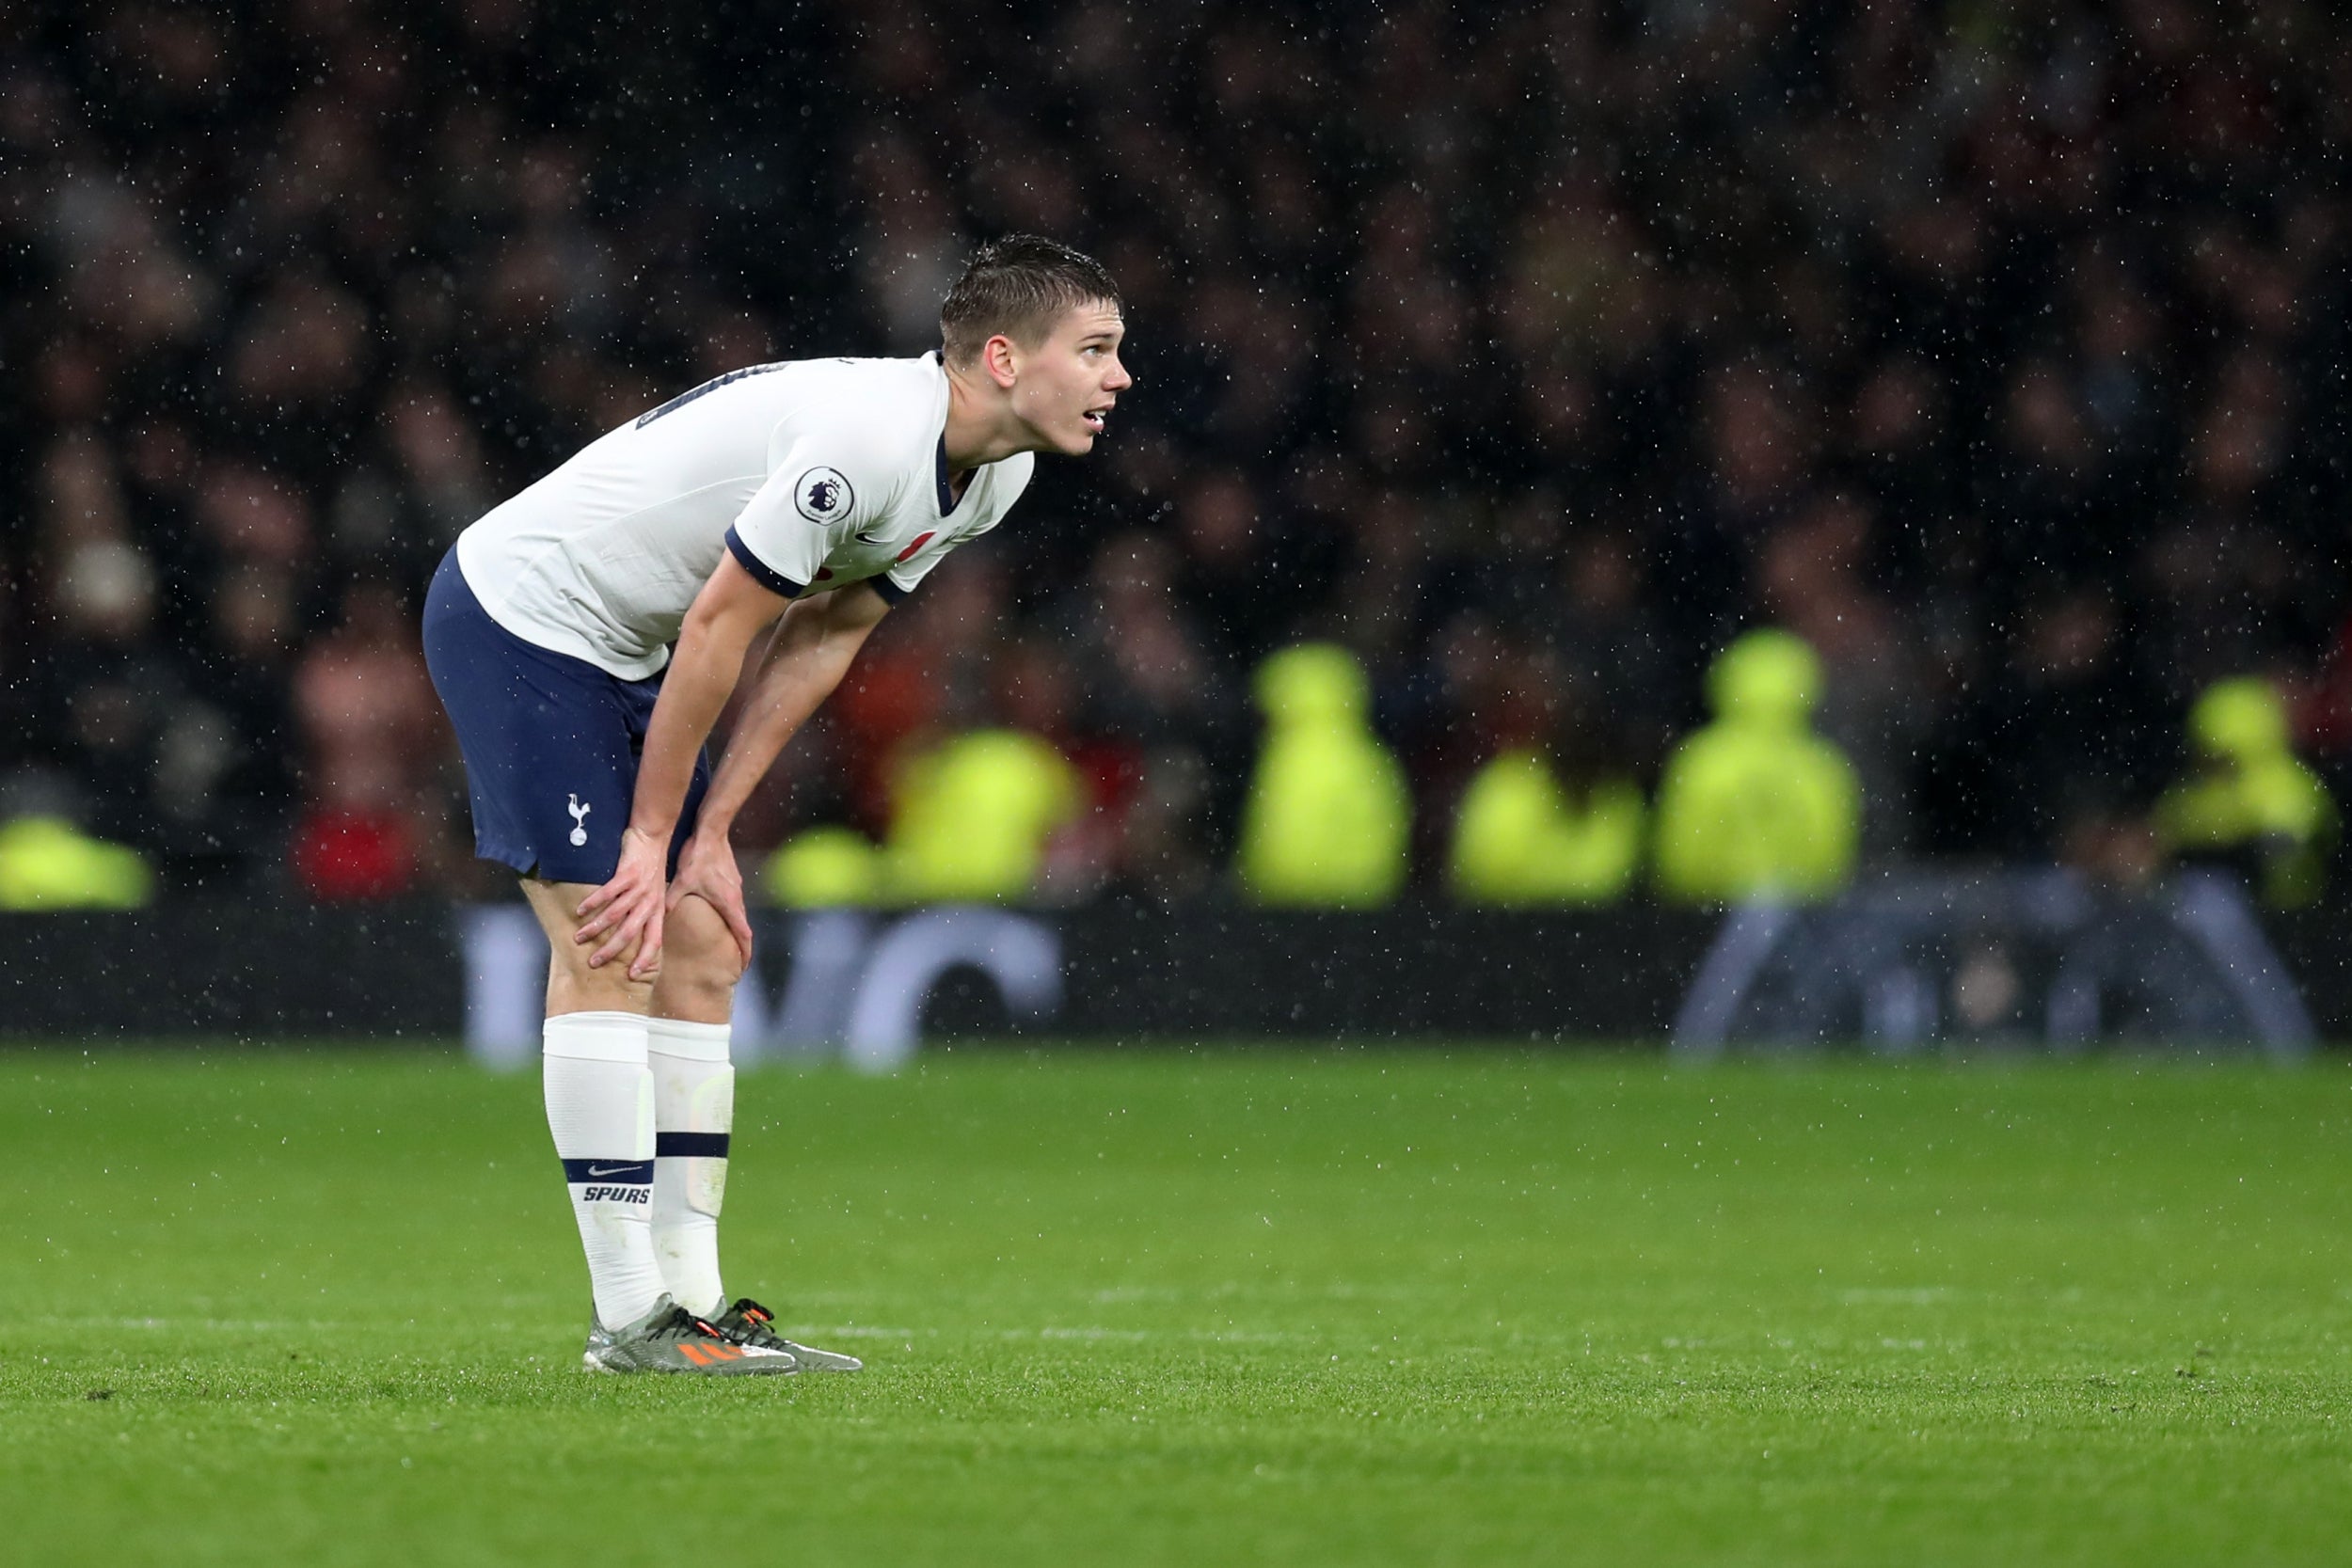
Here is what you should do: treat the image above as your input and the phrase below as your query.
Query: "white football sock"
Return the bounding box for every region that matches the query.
[648,1017,735,1318]
[543,1010,666,1328]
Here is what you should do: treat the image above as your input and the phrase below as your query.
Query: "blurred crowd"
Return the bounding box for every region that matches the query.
[5,0,2349,906]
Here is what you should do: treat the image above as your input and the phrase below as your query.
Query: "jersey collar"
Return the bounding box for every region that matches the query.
[934,433,970,518]
[929,351,976,518]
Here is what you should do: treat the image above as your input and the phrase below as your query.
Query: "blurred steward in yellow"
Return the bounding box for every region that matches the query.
[887,728,1084,903]
[2154,676,2336,909]
[1237,643,1410,908]
[766,824,886,909]
[0,816,155,911]
[765,729,1082,908]
[1449,657,1645,906]
[1654,628,1859,904]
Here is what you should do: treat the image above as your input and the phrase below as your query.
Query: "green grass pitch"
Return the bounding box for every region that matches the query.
[4,1047,2350,1565]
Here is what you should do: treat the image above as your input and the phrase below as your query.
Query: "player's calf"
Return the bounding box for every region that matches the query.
[648,1017,733,1316]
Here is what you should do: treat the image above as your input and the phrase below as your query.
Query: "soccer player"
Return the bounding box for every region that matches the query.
[422,236,1129,1374]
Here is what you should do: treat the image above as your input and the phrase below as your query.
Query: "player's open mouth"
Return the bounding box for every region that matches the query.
[1083,407,1111,435]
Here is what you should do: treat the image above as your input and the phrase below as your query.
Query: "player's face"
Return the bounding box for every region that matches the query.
[1012,303,1131,456]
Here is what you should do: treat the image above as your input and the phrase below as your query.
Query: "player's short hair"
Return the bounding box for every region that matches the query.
[940,235,1121,366]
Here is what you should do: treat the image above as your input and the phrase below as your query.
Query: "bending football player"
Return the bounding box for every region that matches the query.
[423,237,1129,1373]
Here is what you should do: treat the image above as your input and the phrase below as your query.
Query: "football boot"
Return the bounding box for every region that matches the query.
[582,1294,799,1375]
[707,1298,864,1371]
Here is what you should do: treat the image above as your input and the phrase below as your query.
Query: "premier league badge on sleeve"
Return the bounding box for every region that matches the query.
[794,467,855,525]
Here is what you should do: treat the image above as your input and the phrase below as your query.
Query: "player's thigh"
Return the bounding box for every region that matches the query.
[650,894,744,1026]
[427,562,649,884]
[521,878,655,1015]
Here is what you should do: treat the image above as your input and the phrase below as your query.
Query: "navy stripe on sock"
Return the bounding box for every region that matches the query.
[655,1132,731,1159]
[560,1158,655,1184]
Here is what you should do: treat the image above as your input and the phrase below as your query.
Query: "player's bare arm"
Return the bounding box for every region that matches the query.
[662,578,892,965]
[576,562,890,976]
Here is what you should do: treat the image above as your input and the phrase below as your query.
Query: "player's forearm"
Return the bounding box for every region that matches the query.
[694,600,873,832]
[628,619,757,841]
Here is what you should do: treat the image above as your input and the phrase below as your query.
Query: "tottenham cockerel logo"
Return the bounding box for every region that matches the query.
[794,466,855,524]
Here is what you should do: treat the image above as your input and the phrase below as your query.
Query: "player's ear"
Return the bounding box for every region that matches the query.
[982,333,1020,390]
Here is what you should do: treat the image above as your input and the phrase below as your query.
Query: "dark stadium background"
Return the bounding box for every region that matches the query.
[3,3,2345,956]
[13,16,2352,1563]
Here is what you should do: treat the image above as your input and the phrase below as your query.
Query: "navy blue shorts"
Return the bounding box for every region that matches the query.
[422,550,709,884]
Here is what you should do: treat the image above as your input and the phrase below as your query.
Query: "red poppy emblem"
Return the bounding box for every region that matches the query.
[896,532,936,562]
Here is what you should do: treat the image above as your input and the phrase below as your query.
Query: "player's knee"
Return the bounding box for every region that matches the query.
[668,942,740,995]
[660,899,746,1010]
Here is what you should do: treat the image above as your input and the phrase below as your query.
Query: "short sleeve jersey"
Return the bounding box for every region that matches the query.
[453,353,1034,679]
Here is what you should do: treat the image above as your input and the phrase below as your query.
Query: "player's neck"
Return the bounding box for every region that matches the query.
[942,363,1034,472]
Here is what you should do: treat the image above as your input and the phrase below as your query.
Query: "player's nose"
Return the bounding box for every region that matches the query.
[1104,357,1134,391]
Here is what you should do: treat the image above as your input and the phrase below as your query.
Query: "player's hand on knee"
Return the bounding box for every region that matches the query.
[576,826,670,977]
[669,831,755,971]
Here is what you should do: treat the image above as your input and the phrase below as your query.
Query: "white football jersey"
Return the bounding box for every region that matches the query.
[454,352,1034,679]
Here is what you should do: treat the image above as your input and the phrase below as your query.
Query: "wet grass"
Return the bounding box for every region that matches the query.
[3,1046,2349,1565]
